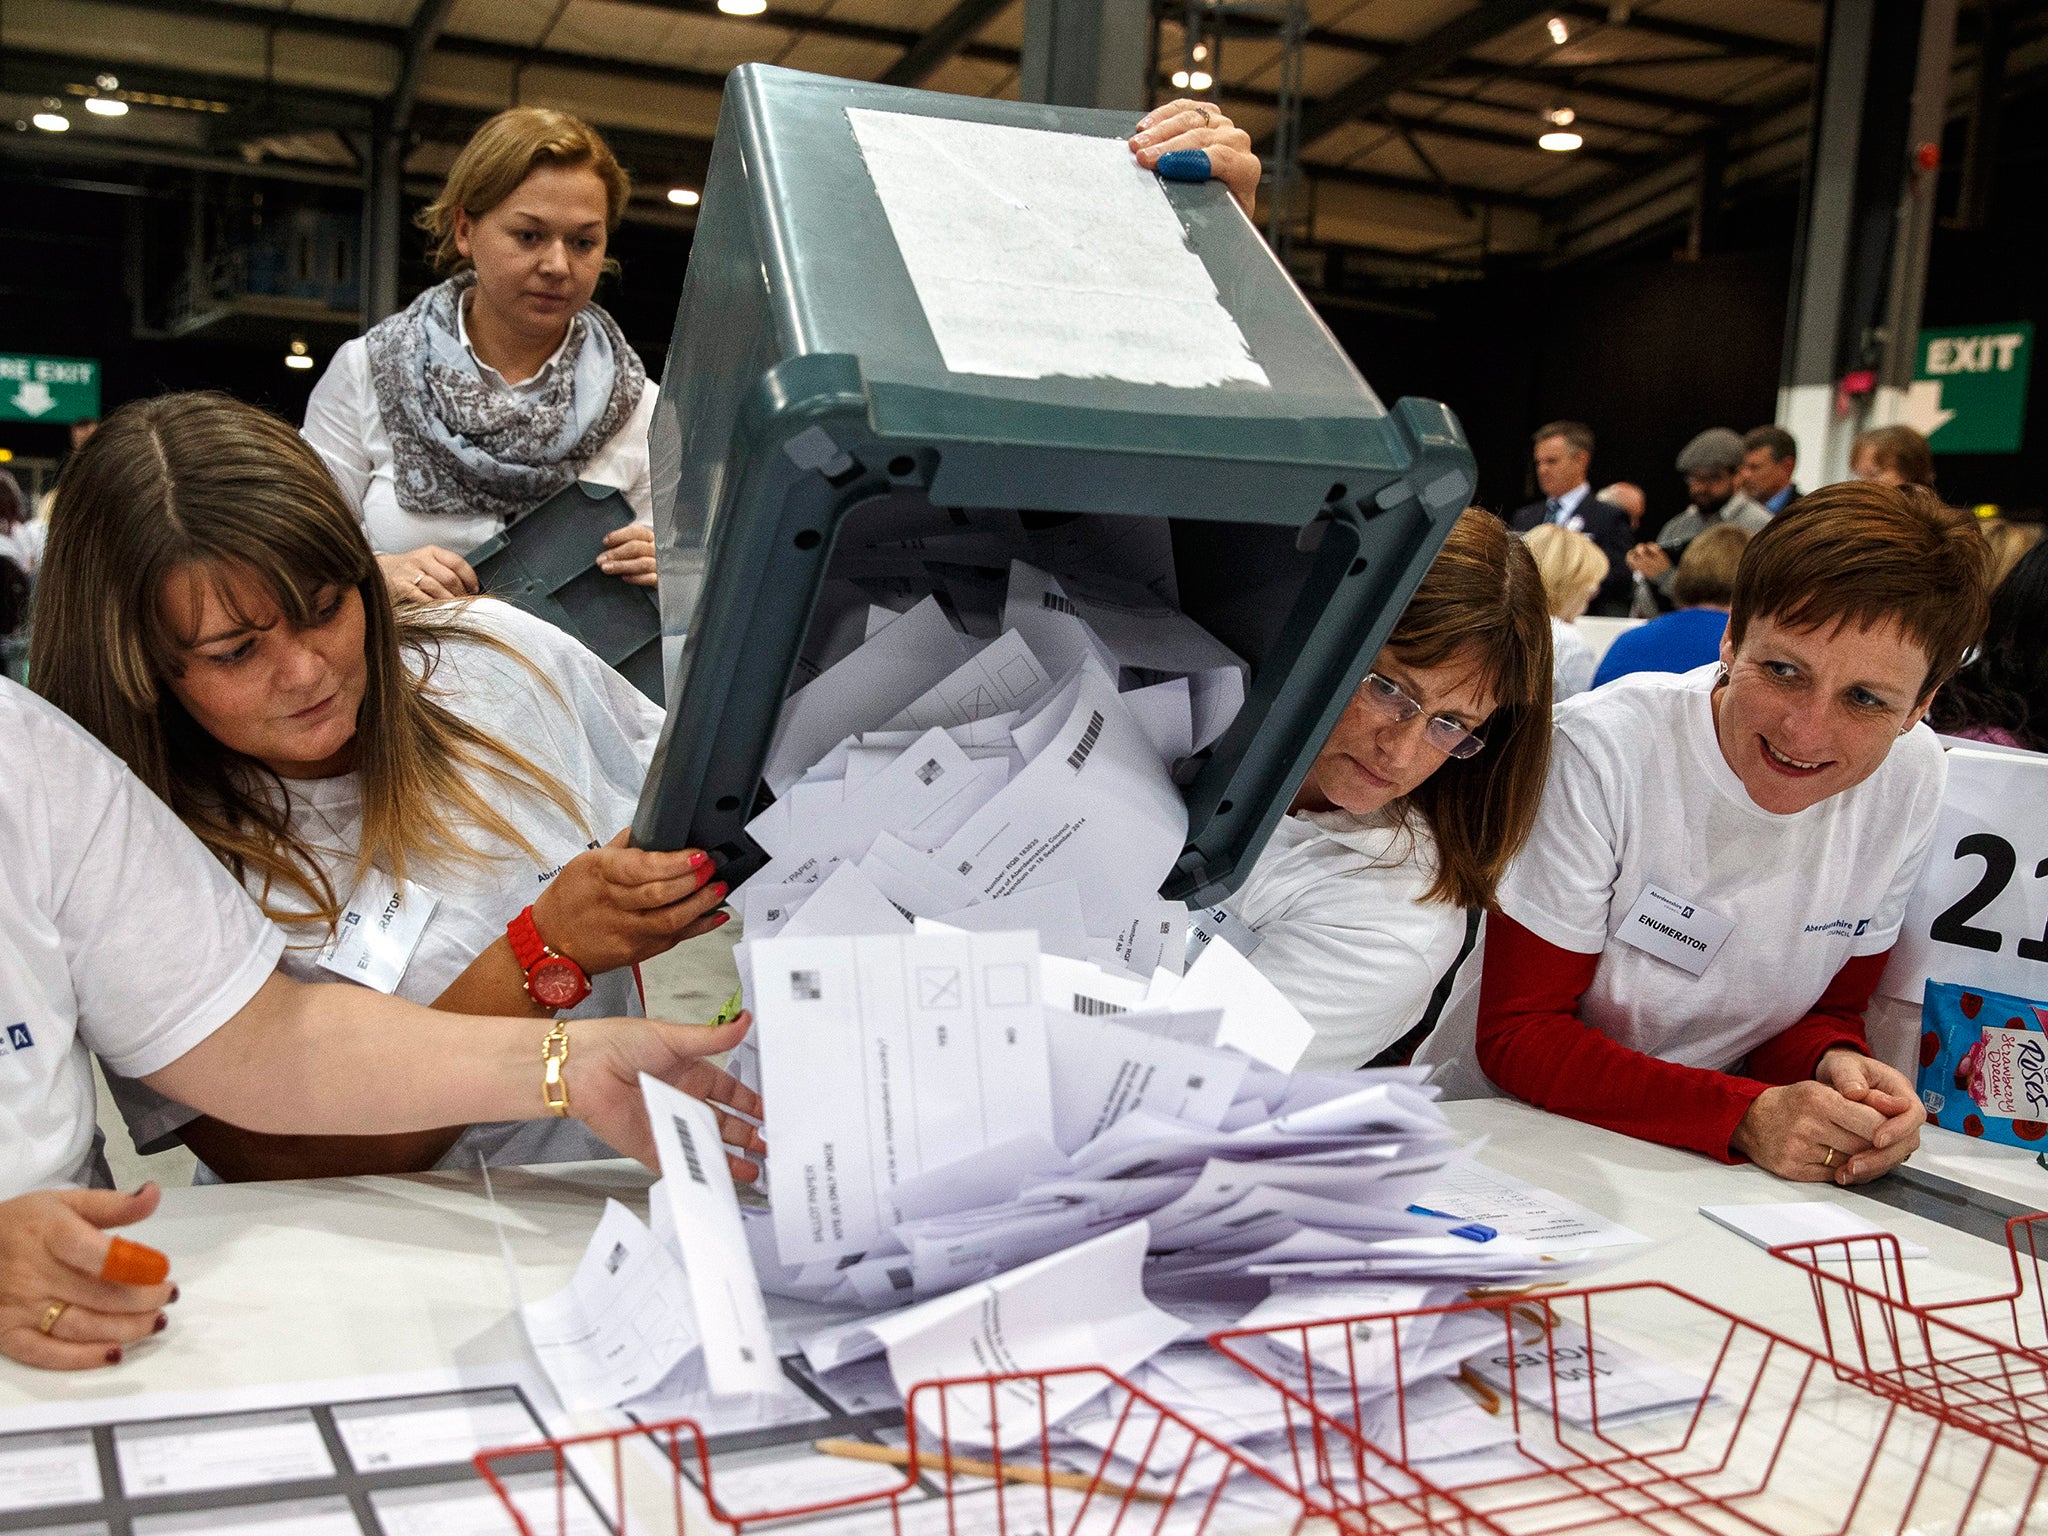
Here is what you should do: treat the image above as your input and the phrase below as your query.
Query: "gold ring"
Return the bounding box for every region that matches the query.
[36,1301,68,1336]
[1822,1147,1839,1169]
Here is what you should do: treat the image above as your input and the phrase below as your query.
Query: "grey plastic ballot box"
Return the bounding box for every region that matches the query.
[632,64,1477,906]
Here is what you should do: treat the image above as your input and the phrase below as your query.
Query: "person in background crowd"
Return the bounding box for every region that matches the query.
[1525,524,1609,701]
[0,666,761,1370]
[1509,423,1633,616]
[1851,425,1936,489]
[303,108,659,604]
[1626,428,1772,615]
[1232,510,1552,1072]
[1739,426,1802,514]
[0,468,43,576]
[1592,524,1753,689]
[1466,484,1989,1185]
[33,394,733,1182]
[1979,516,2041,590]
[1596,482,1646,536]
[1929,539,2048,752]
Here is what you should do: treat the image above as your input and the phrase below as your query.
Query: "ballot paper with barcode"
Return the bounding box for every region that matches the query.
[753,928,1056,1265]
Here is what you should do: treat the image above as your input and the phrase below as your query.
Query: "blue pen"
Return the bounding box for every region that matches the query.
[1408,1204,1498,1243]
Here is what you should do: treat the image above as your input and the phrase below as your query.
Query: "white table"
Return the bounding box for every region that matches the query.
[5,1103,2042,1532]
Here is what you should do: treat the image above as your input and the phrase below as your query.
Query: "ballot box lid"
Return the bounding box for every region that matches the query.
[633,66,1478,906]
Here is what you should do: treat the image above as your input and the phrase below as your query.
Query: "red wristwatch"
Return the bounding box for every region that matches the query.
[507,906,592,1011]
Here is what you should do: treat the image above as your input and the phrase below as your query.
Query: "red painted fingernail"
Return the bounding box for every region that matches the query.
[687,850,710,870]
[709,882,728,902]
[106,1347,123,1365]
[153,1313,167,1333]
[168,1286,180,1304]
[712,911,730,929]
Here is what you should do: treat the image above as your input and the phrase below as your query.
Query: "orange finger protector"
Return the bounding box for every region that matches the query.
[100,1237,171,1287]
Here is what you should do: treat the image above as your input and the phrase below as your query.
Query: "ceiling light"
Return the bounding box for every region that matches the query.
[1191,44,1208,62]
[1546,14,1570,44]
[667,187,700,206]
[96,73,119,90]
[717,0,767,13]
[285,354,314,369]
[1171,69,1191,89]
[1189,70,1213,90]
[32,111,69,133]
[84,96,128,117]
[1539,129,1584,151]
[1544,105,1576,126]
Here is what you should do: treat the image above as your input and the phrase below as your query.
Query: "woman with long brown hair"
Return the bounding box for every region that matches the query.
[34,392,729,1181]
[1229,509,1554,1070]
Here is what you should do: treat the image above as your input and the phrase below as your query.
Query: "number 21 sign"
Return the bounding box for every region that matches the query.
[1883,746,2048,1003]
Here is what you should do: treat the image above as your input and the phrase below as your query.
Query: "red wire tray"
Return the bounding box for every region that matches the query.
[473,1364,1324,1535]
[1208,1281,2048,1536]
[1771,1212,2048,1460]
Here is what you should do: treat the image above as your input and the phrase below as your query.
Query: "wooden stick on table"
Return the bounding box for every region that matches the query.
[812,1437,1168,1505]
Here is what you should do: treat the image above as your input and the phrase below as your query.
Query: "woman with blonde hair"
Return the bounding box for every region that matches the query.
[35,393,730,1181]
[303,107,658,602]
[1231,510,1554,1070]
[1524,522,1609,699]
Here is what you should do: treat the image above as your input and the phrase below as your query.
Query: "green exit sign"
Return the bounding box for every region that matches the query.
[0,353,100,425]
[1912,323,2032,455]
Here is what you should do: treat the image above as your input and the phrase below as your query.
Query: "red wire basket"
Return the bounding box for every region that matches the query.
[1208,1281,2048,1536]
[1770,1213,2048,1461]
[473,1365,1323,1535]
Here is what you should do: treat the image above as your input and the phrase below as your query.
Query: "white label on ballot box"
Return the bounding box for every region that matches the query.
[1615,884,1733,977]
[1883,747,2048,1002]
[316,867,438,993]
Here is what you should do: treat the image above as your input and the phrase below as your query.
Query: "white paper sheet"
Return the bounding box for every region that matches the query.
[1415,1162,1650,1252]
[765,596,974,793]
[779,861,914,938]
[882,628,1055,735]
[809,1222,1185,1447]
[1698,1201,1928,1260]
[753,929,1056,1264]
[644,1075,784,1397]
[329,1390,540,1474]
[114,1409,335,1496]
[1167,934,1316,1071]
[1046,1013,1248,1153]
[845,109,1268,390]
[933,668,1187,919]
[1464,1317,1710,1429]
[0,1429,100,1512]
[520,1199,700,1411]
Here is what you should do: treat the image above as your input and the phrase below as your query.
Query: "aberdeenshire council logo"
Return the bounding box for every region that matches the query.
[1803,917,1873,937]
[1,1022,34,1054]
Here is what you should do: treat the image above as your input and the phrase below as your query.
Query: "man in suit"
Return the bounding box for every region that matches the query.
[1738,425,1802,514]
[1510,421,1635,616]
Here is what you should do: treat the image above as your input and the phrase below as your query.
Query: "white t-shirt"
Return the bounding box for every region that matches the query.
[1233,808,1470,1072]
[1492,663,1945,1073]
[111,600,664,1170]
[301,324,657,559]
[1,681,284,1195]
[1550,616,1596,701]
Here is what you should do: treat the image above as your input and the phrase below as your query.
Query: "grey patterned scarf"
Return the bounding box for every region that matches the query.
[365,272,646,525]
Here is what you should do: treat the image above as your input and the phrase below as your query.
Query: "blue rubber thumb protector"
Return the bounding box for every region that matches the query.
[1155,147,1213,183]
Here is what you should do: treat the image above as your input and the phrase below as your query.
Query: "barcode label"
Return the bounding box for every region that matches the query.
[673,1114,708,1185]
[791,968,822,1001]
[1072,994,1128,1016]
[1066,710,1105,771]
[1040,590,1079,616]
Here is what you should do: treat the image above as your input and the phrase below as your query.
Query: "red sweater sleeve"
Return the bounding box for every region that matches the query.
[1740,949,1888,1084]
[1475,914,1765,1162]
[1476,918,1896,1163]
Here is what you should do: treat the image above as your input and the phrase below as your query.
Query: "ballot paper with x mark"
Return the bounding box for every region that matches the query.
[753,928,1056,1266]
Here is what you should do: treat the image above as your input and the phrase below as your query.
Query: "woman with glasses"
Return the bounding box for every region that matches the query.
[1471,484,1988,1185]
[1230,510,1555,1070]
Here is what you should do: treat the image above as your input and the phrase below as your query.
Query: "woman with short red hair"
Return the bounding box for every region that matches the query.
[1468,484,1990,1185]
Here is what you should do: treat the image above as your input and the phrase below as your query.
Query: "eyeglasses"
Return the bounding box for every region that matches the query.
[1356,672,1487,759]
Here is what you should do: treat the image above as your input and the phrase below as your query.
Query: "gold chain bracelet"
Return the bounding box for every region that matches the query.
[541,1022,571,1118]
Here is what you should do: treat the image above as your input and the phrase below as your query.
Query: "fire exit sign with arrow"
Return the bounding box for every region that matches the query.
[1907,323,2033,454]
[0,354,101,425]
